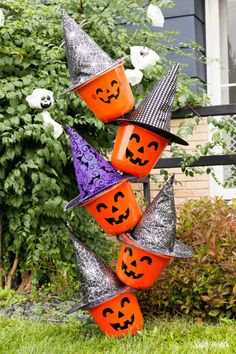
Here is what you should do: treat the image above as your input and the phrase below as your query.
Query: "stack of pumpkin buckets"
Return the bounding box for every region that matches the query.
[61,9,194,337]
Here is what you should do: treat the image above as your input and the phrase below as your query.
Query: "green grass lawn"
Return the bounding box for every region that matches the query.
[0,316,235,354]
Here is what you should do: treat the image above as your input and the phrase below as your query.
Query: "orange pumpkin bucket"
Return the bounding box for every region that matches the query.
[81,179,141,235]
[116,234,173,289]
[89,292,144,337]
[111,124,169,178]
[75,64,134,123]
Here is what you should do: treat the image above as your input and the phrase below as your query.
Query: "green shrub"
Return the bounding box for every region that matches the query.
[0,0,122,290]
[0,287,27,308]
[139,197,236,320]
[1,0,224,292]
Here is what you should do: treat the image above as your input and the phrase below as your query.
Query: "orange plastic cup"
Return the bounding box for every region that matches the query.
[111,123,170,178]
[116,234,173,289]
[89,292,144,337]
[81,180,141,235]
[75,63,134,122]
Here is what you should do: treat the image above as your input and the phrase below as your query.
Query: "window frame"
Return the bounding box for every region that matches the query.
[205,0,236,199]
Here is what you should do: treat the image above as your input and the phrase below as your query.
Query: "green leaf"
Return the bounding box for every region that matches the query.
[208,309,221,317]
[10,117,20,126]
[22,114,32,123]
[22,76,32,85]
[14,170,20,177]
[6,107,15,114]
[17,104,27,113]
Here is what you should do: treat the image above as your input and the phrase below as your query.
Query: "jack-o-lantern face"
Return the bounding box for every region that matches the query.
[83,180,141,235]
[121,246,152,279]
[96,80,120,104]
[111,124,170,178]
[126,133,158,166]
[116,239,172,289]
[96,191,130,226]
[89,292,144,337]
[102,296,135,331]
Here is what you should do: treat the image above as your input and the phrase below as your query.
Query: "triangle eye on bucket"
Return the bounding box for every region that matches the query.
[111,64,189,178]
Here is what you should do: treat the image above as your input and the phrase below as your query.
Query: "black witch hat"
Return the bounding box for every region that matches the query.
[116,64,188,146]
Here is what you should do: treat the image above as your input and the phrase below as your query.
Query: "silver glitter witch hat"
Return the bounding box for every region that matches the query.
[117,175,194,258]
[69,235,133,311]
[116,64,188,146]
[61,9,124,92]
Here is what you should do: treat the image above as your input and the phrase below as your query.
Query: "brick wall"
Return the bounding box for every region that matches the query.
[132,117,211,205]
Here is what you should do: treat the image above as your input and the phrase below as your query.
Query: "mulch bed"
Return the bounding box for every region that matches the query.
[0,297,91,324]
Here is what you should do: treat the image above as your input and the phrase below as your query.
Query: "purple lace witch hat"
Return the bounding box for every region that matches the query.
[61,9,124,93]
[116,64,188,146]
[68,235,134,312]
[117,175,194,258]
[64,125,132,211]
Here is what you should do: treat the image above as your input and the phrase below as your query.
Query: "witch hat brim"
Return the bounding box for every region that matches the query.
[64,124,135,212]
[114,119,189,146]
[117,233,194,258]
[65,58,126,93]
[118,174,194,258]
[64,174,135,212]
[67,285,136,313]
[114,63,188,146]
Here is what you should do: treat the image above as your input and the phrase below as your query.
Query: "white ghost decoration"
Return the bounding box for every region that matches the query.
[147,4,165,27]
[26,88,63,139]
[125,68,143,86]
[26,88,54,110]
[41,111,63,139]
[0,9,5,27]
[130,46,160,70]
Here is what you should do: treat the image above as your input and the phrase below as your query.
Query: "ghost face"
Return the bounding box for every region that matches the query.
[40,95,53,109]
[26,88,54,110]
[130,46,160,70]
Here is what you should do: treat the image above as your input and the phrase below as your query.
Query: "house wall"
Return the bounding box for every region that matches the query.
[132,117,211,205]
[152,117,210,205]
[133,0,210,205]
[131,1,219,205]
[161,0,206,83]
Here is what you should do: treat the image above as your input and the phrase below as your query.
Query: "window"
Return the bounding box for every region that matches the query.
[205,0,236,198]
[220,0,236,186]
[221,0,236,103]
